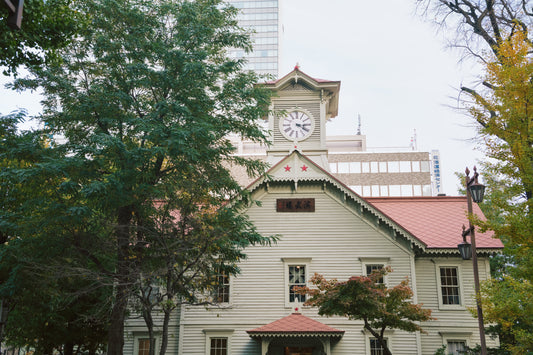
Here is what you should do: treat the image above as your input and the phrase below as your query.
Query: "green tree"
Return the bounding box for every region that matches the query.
[1,0,87,74]
[0,112,111,353]
[3,0,274,353]
[298,268,434,355]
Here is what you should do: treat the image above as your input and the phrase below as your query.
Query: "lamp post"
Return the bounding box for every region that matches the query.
[457,166,487,355]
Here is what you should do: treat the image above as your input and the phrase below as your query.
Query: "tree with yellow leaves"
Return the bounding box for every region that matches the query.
[466,30,533,354]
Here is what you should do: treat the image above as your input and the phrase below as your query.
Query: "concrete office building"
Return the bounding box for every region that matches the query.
[232,132,437,197]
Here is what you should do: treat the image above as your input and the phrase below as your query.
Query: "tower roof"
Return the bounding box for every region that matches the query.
[261,66,341,118]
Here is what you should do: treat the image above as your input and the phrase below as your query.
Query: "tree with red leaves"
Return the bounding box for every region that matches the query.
[298,267,434,355]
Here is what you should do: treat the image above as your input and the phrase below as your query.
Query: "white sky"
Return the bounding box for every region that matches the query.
[0,0,486,195]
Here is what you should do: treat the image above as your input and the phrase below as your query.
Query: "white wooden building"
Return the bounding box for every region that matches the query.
[124,68,503,355]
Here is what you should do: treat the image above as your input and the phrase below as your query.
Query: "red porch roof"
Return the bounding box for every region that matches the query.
[247,312,344,337]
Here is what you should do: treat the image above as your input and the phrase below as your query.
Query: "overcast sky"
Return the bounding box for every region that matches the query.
[0,0,486,195]
[279,1,485,195]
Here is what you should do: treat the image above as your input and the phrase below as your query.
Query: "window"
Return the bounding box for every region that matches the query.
[388,161,400,173]
[289,265,306,303]
[366,264,384,284]
[210,337,227,355]
[350,162,361,173]
[329,163,337,173]
[134,336,158,355]
[447,340,466,355]
[370,162,379,173]
[215,271,230,303]
[362,162,370,173]
[204,330,233,355]
[440,267,460,305]
[437,266,463,309]
[282,258,310,307]
[370,338,387,355]
[379,161,387,173]
[399,161,411,172]
[338,162,350,173]
[138,339,151,355]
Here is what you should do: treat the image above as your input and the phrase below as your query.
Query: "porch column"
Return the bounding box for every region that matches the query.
[261,338,271,355]
[320,338,331,354]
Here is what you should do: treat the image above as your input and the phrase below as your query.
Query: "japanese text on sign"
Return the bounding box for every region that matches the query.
[276,198,315,212]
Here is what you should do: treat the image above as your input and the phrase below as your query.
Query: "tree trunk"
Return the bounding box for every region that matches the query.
[159,307,172,355]
[142,307,155,355]
[364,323,392,355]
[64,342,74,355]
[107,205,135,355]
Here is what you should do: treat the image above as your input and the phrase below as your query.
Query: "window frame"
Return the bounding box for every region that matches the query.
[435,264,465,310]
[203,330,234,355]
[213,270,232,305]
[360,258,390,286]
[364,330,393,355]
[282,257,311,308]
[133,335,159,355]
[439,331,472,355]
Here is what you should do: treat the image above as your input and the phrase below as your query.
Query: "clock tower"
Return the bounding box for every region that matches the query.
[262,66,340,169]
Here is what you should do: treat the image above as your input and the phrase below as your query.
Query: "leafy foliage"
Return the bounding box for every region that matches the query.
[0,0,87,74]
[1,0,275,353]
[418,2,533,352]
[463,30,533,354]
[298,268,434,355]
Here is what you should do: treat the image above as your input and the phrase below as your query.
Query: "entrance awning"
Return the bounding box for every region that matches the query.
[247,311,345,338]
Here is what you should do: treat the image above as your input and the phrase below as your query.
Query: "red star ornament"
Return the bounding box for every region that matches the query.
[301,165,308,172]
[284,165,291,172]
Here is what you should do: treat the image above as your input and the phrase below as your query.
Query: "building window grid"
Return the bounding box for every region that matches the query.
[215,272,230,303]
[331,160,431,174]
[349,184,431,197]
[138,339,151,355]
[440,267,461,305]
[289,265,306,303]
[366,264,384,284]
[370,338,387,355]
[210,337,228,355]
[447,340,467,355]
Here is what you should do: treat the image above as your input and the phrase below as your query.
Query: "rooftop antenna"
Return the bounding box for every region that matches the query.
[357,114,361,135]
[410,129,418,151]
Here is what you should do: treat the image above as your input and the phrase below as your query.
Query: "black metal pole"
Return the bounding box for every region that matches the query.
[466,168,487,355]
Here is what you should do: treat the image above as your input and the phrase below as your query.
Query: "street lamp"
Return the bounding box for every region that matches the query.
[457,166,487,355]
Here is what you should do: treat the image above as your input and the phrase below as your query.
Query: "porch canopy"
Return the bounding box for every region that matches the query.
[247,311,344,355]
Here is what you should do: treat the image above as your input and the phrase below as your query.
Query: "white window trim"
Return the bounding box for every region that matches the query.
[363,329,394,355]
[203,329,234,355]
[213,272,233,307]
[133,334,160,355]
[360,257,390,286]
[439,331,472,354]
[435,264,465,310]
[281,257,311,308]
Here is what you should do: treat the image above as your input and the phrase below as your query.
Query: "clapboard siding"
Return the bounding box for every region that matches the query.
[125,180,496,354]
[181,186,420,354]
[124,307,181,355]
[415,258,498,353]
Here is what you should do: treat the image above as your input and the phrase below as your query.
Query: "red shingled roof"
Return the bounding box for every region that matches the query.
[365,196,503,249]
[247,312,344,337]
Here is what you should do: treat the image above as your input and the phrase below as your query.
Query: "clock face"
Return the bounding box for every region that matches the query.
[280,111,314,141]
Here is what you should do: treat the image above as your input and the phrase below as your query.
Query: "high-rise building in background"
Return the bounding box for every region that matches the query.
[226,0,280,78]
